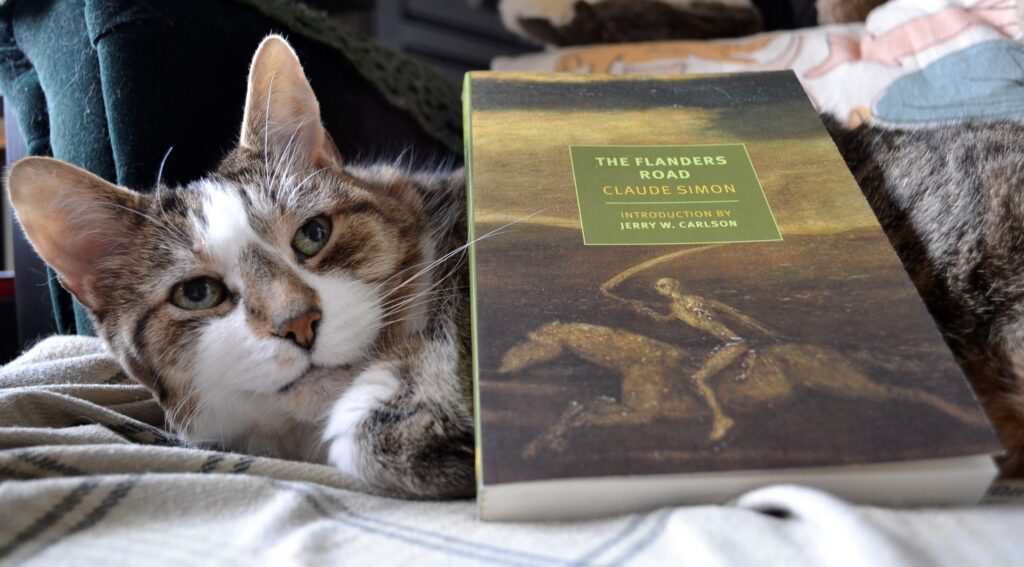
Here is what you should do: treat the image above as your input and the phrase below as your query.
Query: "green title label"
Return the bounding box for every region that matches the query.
[569,144,782,246]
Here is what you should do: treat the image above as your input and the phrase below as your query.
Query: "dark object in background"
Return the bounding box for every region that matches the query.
[0,273,16,363]
[3,100,63,355]
[495,0,825,48]
[0,0,460,348]
[815,0,888,24]
[516,0,764,47]
[751,0,818,30]
[375,0,535,83]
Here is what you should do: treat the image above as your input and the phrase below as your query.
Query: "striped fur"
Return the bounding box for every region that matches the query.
[7,36,473,498]
[825,116,1024,476]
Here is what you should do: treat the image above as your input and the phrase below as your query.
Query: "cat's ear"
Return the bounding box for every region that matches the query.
[6,157,143,310]
[240,35,342,169]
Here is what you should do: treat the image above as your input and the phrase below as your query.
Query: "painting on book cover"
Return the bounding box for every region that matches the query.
[468,72,997,485]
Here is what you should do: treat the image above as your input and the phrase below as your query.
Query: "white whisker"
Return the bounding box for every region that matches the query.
[263,73,277,188]
[377,208,545,302]
[103,202,191,243]
[156,146,174,187]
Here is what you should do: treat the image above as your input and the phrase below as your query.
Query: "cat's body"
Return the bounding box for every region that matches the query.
[6,37,474,498]
[825,116,1024,474]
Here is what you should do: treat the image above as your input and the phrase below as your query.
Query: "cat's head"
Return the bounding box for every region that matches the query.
[6,36,436,448]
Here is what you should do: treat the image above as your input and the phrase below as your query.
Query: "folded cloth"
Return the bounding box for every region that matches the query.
[2,337,1023,566]
[494,0,1024,127]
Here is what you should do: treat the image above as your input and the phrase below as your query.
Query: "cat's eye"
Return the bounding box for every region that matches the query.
[292,216,332,258]
[171,277,227,310]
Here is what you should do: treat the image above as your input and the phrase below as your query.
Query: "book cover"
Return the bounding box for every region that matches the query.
[464,71,1001,520]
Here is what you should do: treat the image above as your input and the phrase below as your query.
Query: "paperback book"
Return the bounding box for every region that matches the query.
[464,71,1001,521]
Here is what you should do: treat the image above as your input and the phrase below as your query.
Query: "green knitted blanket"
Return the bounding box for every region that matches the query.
[233,0,462,153]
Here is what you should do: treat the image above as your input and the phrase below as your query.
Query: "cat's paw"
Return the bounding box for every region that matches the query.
[323,363,400,480]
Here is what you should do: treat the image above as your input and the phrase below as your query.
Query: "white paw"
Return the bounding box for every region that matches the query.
[323,364,400,480]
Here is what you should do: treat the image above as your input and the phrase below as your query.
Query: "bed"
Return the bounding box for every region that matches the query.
[1,336,1022,565]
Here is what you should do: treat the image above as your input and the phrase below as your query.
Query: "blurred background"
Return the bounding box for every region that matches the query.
[0,0,826,362]
[289,0,817,82]
[5,0,1011,363]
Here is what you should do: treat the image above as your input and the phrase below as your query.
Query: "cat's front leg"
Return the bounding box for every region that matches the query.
[322,362,401,483]
[321,359,474,499]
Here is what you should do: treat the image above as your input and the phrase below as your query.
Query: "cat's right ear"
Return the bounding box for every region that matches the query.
[6,156,143,310]
[240,35,342,170]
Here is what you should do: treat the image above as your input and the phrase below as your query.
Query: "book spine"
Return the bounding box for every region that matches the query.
[462,72,485,500]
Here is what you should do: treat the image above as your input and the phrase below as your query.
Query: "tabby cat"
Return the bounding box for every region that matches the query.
[826,116,1024,475]
[6,36,474,498]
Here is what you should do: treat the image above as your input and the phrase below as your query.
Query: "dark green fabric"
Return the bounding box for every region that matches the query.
[84,0,459,190]
[0,0,461,337]
[0,0,108,335]
[233,0,463,154]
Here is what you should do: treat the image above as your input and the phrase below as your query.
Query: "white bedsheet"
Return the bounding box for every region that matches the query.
[2,336,1023,565]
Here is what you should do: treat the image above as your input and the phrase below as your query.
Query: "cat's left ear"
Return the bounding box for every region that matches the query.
[240,35,342,169]
[6,157,146,310]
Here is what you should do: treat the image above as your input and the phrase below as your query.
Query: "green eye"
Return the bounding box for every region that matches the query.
[171,277,226,310]
[292,216,332,258]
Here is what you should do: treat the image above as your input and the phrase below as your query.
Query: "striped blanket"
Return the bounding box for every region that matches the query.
[2,336,1023,566]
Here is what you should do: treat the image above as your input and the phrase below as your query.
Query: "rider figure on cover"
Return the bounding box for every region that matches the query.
[632,277,781,441]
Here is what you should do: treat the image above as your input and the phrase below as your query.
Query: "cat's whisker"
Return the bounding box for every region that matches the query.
[377,280,456,316]
[271,127,301,193]
[263,72,277,189]
[376,268,466,321]
[377,291,448,322]
[376,240,470,299]
[102,202,191,244]
[155,146,174,188]
[169,393,203,436]
[369,251,457,294]
[276,127,312,204]
[178,382,236,438]
[376,289,455,322]
[376,210,543,302]
[368,216,463,292]
[291,167,327,200]
[368,313,433,334]
[392,146,415,173]
[377,278,449,308]
[378,256,465,308]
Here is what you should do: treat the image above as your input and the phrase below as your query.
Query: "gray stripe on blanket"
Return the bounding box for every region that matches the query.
[18,477,141,564]
[107,420,180,446]
[310,481,669,567]
[102,373,131,385]
[2,477,140,564]
[571,512,648,565]
[14,451,87,477]
[0,479,99,560]
[198,454,226,473]
[276,481,574,566]
[604,510,674,565]
[0,465,38,480]
[65,477,139,535]
[232,456,256,473]
[292,485,547,566]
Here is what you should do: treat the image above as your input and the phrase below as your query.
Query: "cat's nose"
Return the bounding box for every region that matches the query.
[274,309,321,350]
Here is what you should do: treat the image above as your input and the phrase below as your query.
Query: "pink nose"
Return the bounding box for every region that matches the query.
[274,310,321,350]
